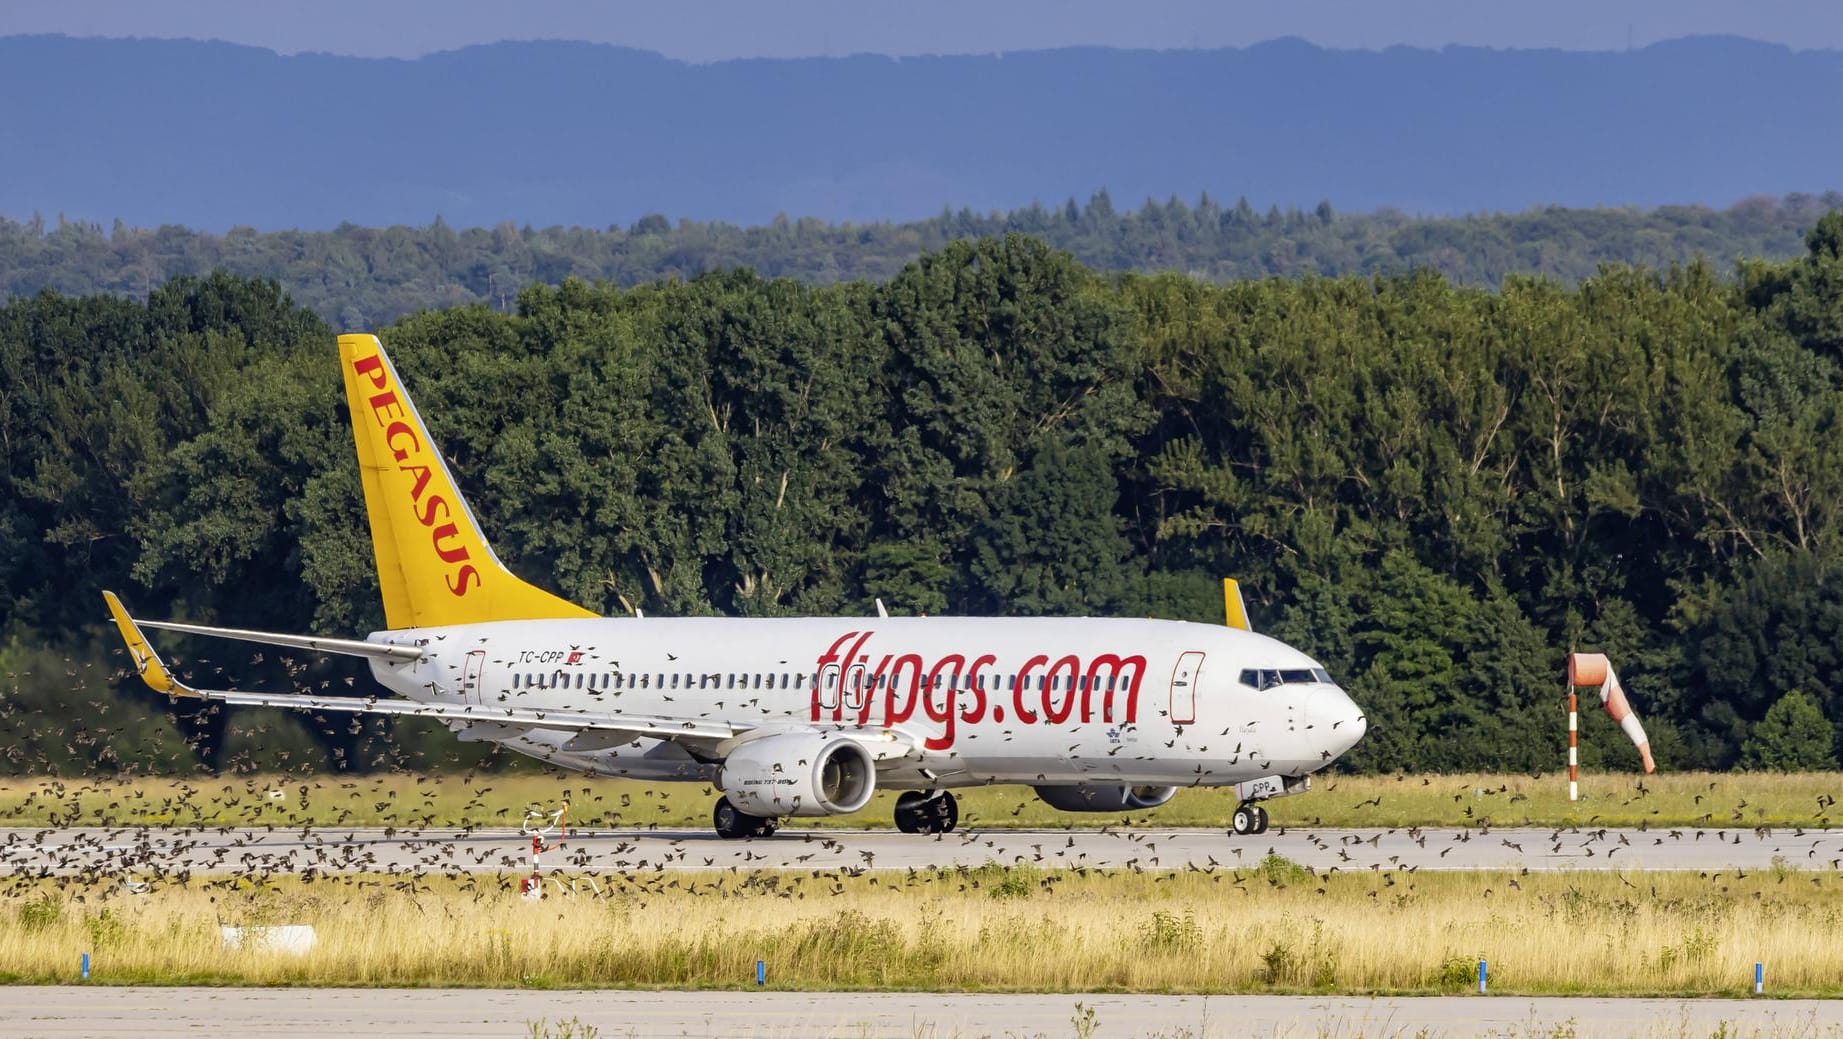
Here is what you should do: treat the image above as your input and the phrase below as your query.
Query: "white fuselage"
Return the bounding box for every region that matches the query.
[365,616,1367,790]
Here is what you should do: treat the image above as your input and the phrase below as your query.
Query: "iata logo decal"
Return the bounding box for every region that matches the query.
[810,631,1147,751]
[350,352,480,598]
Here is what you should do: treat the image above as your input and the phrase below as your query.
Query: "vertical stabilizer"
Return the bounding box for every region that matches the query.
[1222,578,1251,630]
[339,333,597,629]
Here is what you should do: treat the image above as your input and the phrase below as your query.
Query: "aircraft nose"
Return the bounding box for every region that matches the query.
[1309,687,1367,756]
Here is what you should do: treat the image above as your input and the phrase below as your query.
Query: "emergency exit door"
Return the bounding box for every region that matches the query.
[461,649,486,704]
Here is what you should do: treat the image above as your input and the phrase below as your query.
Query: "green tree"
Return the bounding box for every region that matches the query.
[968,441,1135,615]
[1741,690,1836,771]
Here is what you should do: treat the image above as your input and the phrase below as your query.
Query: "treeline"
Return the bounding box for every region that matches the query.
[6,218,1843,776]
[4,192,1838,331]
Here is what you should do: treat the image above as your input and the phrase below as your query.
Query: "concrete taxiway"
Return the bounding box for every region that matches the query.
[4,989,1840,1038]
[4,824,1838,877]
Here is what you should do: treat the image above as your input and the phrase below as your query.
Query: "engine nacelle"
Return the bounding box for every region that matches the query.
[718,732,877,818]
[1032,784,1178,813]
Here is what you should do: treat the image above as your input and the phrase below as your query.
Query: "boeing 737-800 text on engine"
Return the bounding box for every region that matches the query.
[106,334,1366,838]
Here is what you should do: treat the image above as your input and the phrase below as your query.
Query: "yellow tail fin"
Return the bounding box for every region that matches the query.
[339,333,597,629]
[1222,578,1251,631]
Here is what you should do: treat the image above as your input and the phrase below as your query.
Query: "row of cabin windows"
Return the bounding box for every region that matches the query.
[508,669,1131,693]
[512,671,812,692]
[823,672,1125,692]
[1238,667,1334,691]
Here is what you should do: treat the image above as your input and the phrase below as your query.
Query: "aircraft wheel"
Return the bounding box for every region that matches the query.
[1231,804,1257,836]
[898,791,958,834]
[713,797,758,840]
[1252,805,1270,834]
[926,791,959,835]
[750,816,779,838]
[894,791,928,834]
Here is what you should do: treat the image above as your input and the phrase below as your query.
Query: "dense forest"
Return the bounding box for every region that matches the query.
[3,193,1837,330]
[5,215,1843,776]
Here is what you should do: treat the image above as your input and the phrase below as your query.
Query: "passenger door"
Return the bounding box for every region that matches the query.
[1169,651,1204,725]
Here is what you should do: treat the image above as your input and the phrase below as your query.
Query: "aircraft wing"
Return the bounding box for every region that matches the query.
[174,687,741,741]
[102,591,741,743]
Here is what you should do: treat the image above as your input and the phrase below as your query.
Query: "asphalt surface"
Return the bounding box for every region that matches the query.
[4,989,1840,1038]
[5,824,1840,877]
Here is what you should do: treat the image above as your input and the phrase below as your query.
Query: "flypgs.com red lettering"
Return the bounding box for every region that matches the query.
[810,631,1147,750]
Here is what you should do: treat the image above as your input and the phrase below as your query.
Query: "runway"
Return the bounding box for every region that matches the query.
[5,823,1839,877]
[4,989,1840,1038]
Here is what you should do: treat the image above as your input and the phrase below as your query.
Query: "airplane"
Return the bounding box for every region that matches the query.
[104,333,1367,839]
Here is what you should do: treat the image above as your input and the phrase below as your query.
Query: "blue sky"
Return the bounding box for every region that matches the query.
[5,0,1841,60]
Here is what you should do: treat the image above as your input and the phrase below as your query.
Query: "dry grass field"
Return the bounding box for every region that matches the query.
[0,770,1836,831]
[2,862,1841,994]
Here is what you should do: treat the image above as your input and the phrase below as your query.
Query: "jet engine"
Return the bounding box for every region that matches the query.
[1032,784,1178,813]
[718,732,877,818]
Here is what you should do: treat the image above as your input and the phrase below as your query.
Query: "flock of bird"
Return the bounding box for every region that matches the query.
[6,785,1843,909]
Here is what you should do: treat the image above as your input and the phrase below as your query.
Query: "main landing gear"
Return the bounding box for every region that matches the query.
[713,796,779,840]
[894,790,959,834]
[1231,803,1270,836]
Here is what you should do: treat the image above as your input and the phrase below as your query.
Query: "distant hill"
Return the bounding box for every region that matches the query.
[2,34,1840,230]
[4,194,1836,329]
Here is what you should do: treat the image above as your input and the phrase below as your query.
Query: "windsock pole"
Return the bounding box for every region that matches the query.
[1568,689,1579,801]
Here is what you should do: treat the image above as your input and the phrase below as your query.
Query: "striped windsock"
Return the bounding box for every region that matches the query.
[1568,653,1657,774]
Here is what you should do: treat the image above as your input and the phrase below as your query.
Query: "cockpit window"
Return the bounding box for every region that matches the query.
[1240,667,1336,690]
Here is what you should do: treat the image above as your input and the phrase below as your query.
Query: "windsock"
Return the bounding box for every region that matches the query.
[1567,652,1656,773]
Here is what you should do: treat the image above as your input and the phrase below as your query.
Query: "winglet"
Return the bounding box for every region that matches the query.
[102,591,193,697]
[1222,578,1252,631]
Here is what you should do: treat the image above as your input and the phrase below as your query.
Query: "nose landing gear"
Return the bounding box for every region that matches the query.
[1231,803,1270,835]
[894,790,959,834]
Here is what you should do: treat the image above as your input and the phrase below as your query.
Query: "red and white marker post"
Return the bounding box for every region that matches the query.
[519,799,570,898]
